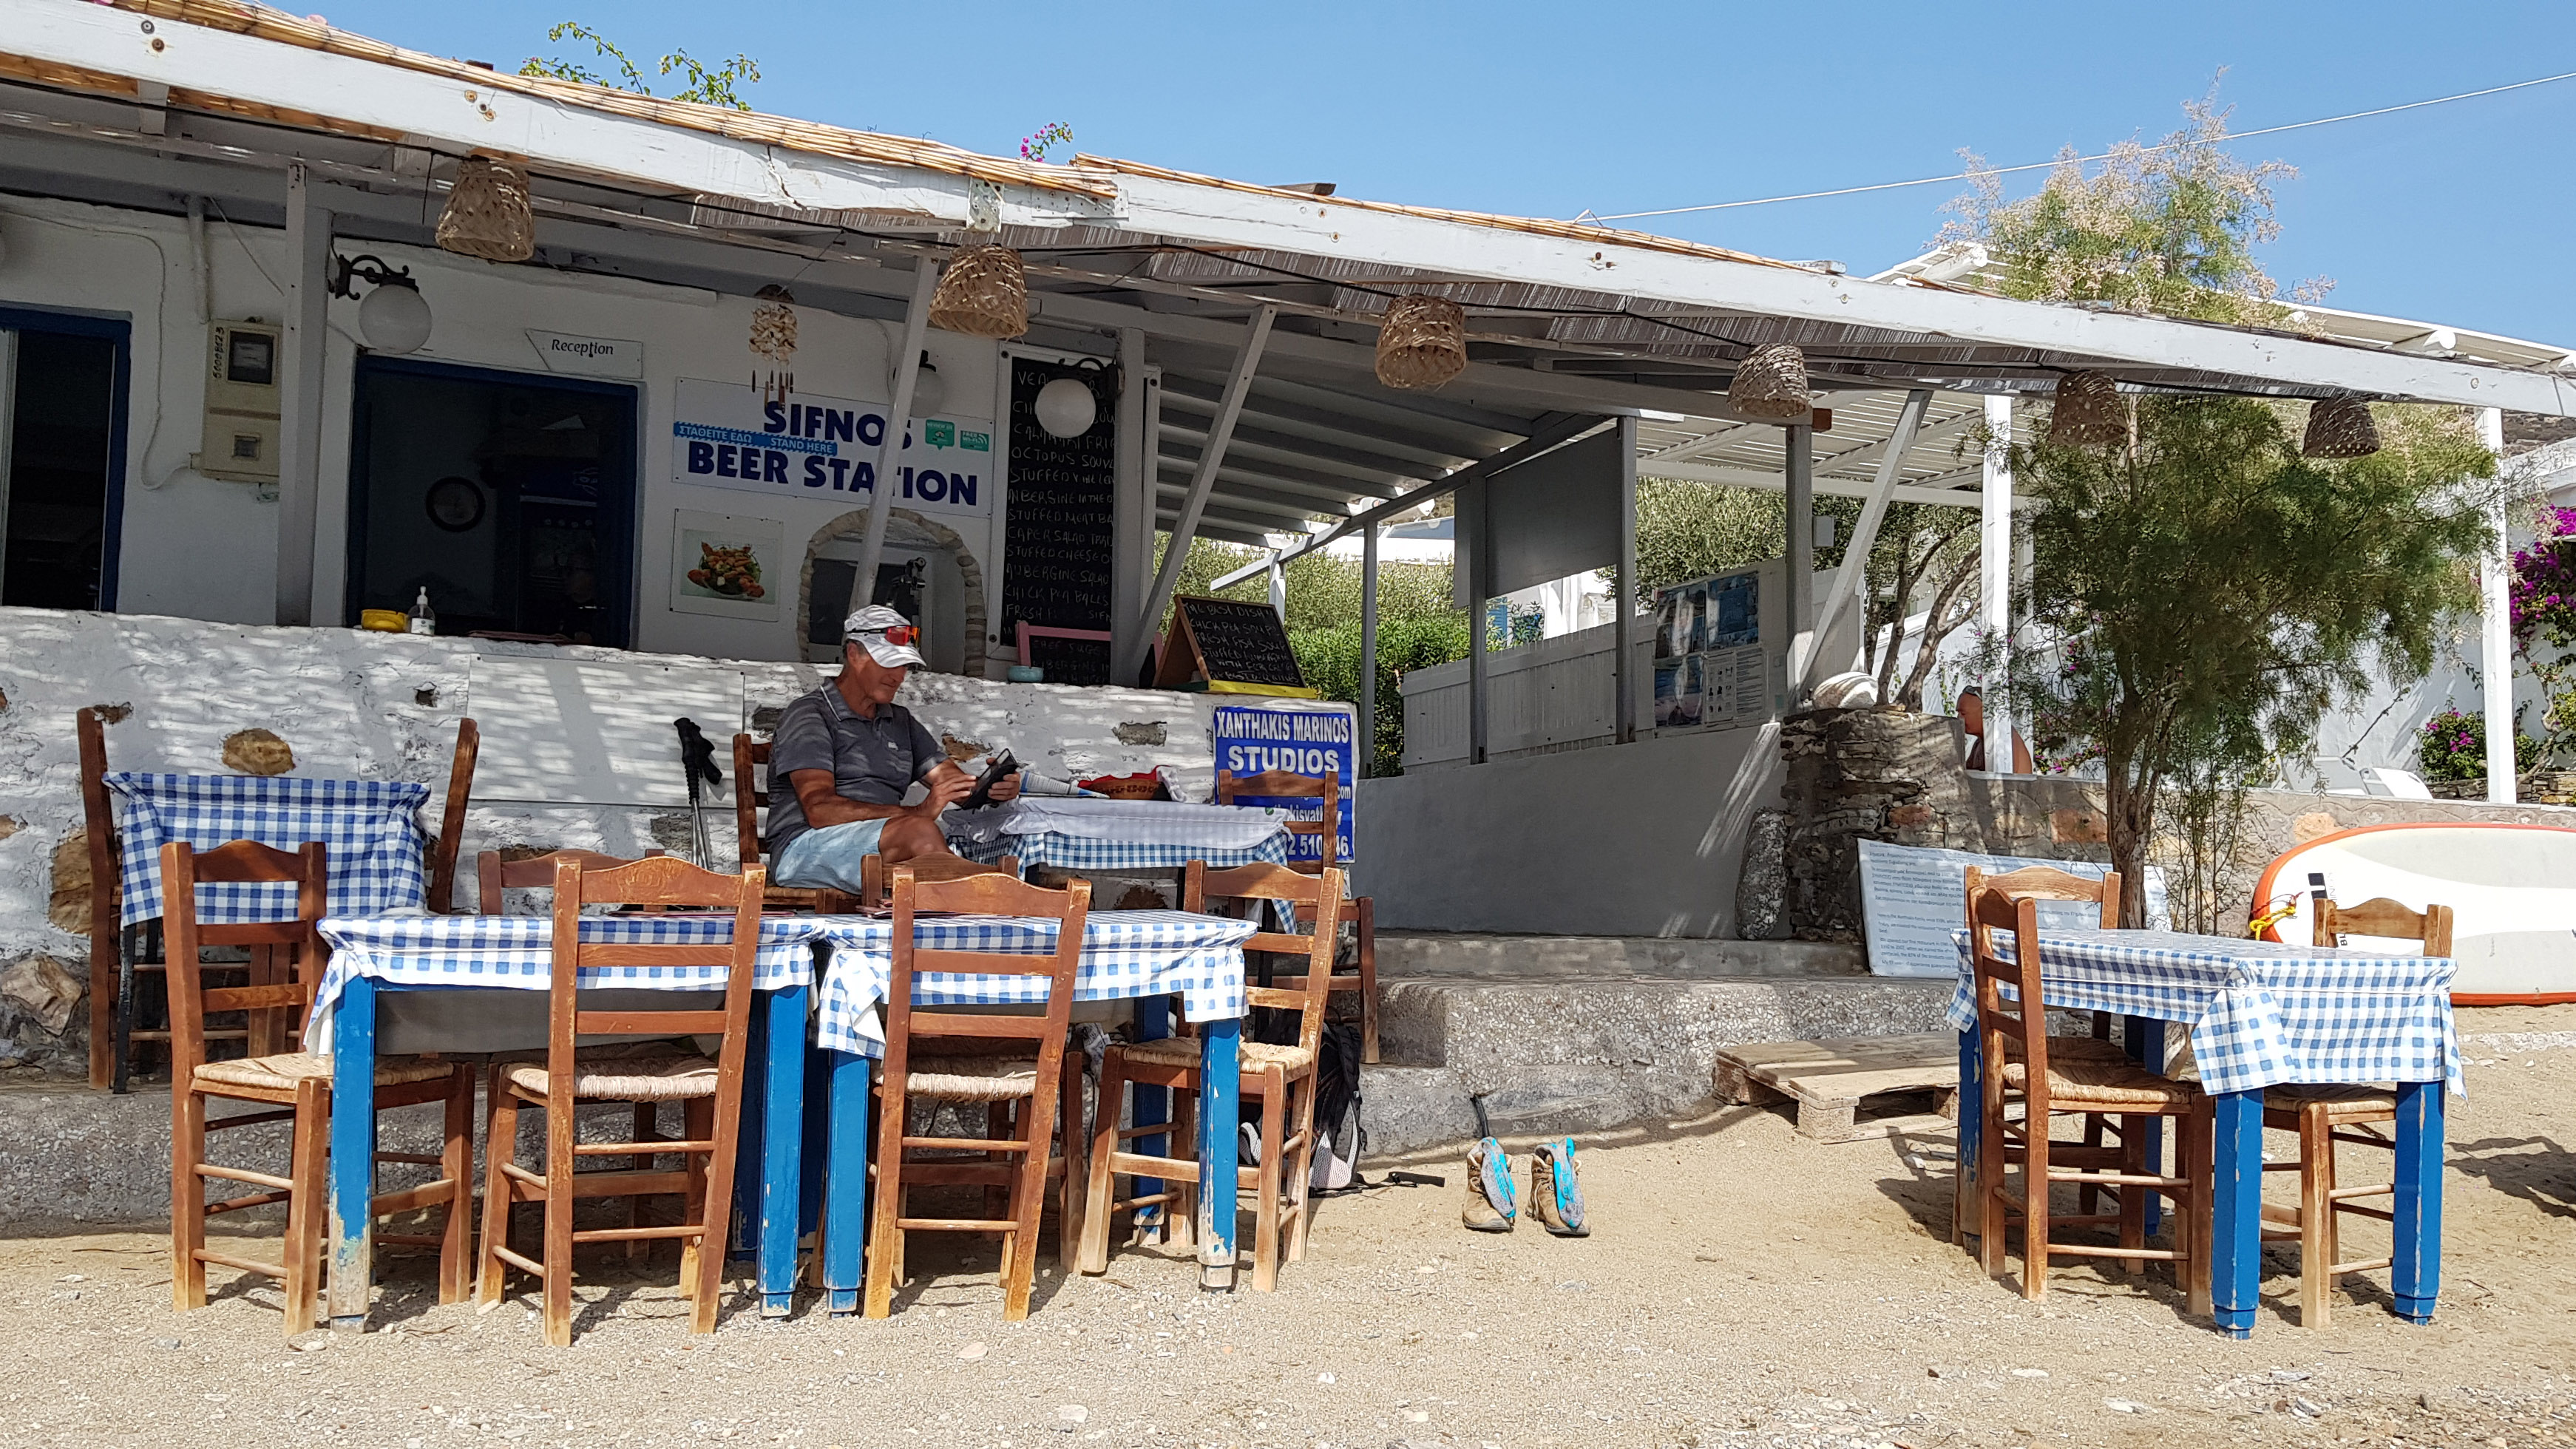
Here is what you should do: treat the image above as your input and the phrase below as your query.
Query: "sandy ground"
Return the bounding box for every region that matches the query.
[3,1006,2573,1449]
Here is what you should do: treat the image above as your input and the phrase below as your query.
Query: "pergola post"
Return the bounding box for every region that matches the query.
[1981,394,2017,772]
[1783,421,1815,690]
[1614,414,1638,742]
[2479,406,2516,804]
[1111,325,1150,674]
[852,261,940,607]
[1123,305,1276,682]
[1360,520,1380,774]
[1804,388,1933,696]
[274,163,328,626]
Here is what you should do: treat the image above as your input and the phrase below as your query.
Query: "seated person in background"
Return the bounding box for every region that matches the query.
[766,605,1019,892]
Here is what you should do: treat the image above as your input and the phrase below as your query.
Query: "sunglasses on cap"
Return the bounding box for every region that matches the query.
[854,624,921,646]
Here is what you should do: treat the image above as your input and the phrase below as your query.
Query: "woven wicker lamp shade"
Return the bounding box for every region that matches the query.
[2303,397,2383,458]
[2046,370,2128,448]
[750,285,798,404]
[1726,344,1811,420]
[927,245,1028,339]
[435,157,535,262]
[1375,294,1469,390]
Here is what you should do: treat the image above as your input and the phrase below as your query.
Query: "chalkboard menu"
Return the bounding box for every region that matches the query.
[1001,359,1116,685]
[1156,595,1317,696]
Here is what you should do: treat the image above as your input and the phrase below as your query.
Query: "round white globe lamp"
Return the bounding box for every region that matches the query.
[1034,375,1098,438]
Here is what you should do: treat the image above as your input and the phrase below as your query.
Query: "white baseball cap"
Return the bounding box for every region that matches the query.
[841,604,926,668]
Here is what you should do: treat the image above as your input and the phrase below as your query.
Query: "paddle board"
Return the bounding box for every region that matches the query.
[2251,822,2576,1004]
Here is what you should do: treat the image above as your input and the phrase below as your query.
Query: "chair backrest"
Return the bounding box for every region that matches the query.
[1216,767,1339,867]
[1965,881,2054,1104]
[1184,860,1346,1059]
[884,869,1091,1070]
[2314,895,2455,957]
[426,717,479,914]
[1961,863,2120,929]
[476,848,659,914]
[545,856,765,1093]
[733,733,768,867]
[161,839,326,1086]
[859,851,1023,909]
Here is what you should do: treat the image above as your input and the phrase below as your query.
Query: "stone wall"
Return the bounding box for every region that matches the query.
[1763,706,2576,943]
[0,606,1224,1077]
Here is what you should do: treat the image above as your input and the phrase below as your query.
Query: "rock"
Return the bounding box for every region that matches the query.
[3,955,86,1034]
[957,1341,987,1361]
[48,831,93,933]
[2010,1368,2048,1380]
[1054,1405,1088,1427]
[2291,811,2339,844]
[1114,721,1167,747]
[92,702,130,724]
[940,733,991,764]
[0,815,20,842]
[221,728,296,776]
[1734,809,1791,940]
[2104,1399,2145,1414]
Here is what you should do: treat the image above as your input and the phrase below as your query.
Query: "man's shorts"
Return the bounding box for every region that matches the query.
[769,818,889,895]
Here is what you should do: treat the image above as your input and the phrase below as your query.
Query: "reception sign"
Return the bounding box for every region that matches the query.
[669,378,993,519]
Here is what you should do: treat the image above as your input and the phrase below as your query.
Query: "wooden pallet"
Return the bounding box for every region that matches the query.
[1712,1034,1960,1143]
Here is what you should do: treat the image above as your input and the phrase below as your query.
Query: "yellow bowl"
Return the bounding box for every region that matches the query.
[359,608,407,633]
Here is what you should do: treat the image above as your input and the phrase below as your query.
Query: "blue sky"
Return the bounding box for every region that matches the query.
[318,1,2576,344]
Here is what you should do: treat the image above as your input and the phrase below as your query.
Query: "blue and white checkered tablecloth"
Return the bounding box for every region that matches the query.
[109,773,431,927]
[310,912,830,1054]
[949,831,1289,872]
[1948,927,2461,1096]
[810,910,1258,1057]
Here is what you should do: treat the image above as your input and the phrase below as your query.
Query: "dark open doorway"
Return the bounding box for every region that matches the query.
[346,356,638,646]
[1,308,130,611]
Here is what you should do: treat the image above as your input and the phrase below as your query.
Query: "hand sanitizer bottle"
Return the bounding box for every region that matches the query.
[407,587,436,637]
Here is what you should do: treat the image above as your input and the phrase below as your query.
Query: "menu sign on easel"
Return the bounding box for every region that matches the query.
[1154,595,1318,696]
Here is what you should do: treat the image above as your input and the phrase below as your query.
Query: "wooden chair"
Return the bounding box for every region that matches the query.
[1967,881,2211,1308]
[1952,865,2135,1245]
[475,856,765,1346]
[865,869,1092,1320]
[858,849,1022,909]
[2260,895,2455,1327]
[165,840,475,1336]
[731,733,859,912]
[1216,767,1377,1062]
[1082,863,1346,1292]
[424,718,479,914]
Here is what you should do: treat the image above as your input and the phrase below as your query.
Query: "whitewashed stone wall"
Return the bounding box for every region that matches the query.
[0,606,1218,1073]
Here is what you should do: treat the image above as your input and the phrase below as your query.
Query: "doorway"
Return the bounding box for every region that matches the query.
[0,308,130,611]
[346,357,638,646]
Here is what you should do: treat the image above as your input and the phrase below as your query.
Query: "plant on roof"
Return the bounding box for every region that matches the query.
[1021,123,1075,164]
[519,23,762,111]
[1941,82,2331,326]
[1991,396,2503,926]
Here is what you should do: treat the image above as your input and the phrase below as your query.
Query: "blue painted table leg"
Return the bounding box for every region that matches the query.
[326,976,378,1329]
[1954,1028,1978,1241]
[758,983,809,1317]
[731,992,768,1262]
[1132,996,1170,1229]
[2209,1088,2263,1338]
[1196,1018,1240,1292]
[823,1049,873,1316]
[2126,1017,2166,1238]
[2391,1079,2445,1323]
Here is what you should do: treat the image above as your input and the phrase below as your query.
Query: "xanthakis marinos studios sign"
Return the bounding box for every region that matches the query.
[670,377,993,519]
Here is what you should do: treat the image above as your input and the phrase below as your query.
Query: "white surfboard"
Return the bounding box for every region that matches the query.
[2252,822,2576,1004]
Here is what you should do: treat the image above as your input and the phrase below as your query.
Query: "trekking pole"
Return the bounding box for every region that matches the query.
[672,718,724,870]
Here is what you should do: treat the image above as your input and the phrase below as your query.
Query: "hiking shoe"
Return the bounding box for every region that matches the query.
[1528,1136,1587,1237]
[1462,1137,1516,1232]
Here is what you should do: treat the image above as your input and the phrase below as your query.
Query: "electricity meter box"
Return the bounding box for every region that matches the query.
[200,319,282,482]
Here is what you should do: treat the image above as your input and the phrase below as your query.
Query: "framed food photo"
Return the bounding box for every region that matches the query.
[671,510,784,620]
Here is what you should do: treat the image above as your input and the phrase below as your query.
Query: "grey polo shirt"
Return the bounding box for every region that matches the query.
[762,682,944,855]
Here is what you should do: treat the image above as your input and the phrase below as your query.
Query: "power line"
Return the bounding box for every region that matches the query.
[1578,67,2576,224]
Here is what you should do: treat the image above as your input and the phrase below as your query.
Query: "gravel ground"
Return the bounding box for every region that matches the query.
[4,1005,2573,1448]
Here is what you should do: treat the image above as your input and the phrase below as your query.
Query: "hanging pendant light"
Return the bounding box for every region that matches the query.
[435,155,535,263]
[1375,294,1468,390]
[749,285,798,404]
[1726,343,1811,420]
[2302,396,2383,458]
[2046,370,2128,449]
[928,244,1029,339]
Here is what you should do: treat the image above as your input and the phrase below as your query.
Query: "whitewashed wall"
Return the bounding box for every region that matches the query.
[0,194,1011,663]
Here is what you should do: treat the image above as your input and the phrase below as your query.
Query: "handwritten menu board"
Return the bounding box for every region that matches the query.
[1156,595,1314,695]
[1001,359,1116,685]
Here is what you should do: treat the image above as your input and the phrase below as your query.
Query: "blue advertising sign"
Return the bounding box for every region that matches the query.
[668,378,993,518]
[1211,699,1357,864]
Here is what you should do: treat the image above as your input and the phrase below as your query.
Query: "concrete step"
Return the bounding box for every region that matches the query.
[1377,932,1865,981]
[1358,974,1960,1158]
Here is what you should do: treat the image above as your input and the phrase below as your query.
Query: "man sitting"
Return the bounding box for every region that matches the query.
[767,605,1019,894]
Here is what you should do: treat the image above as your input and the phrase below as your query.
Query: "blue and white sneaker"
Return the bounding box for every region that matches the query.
[1462,1137,1516,1232]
